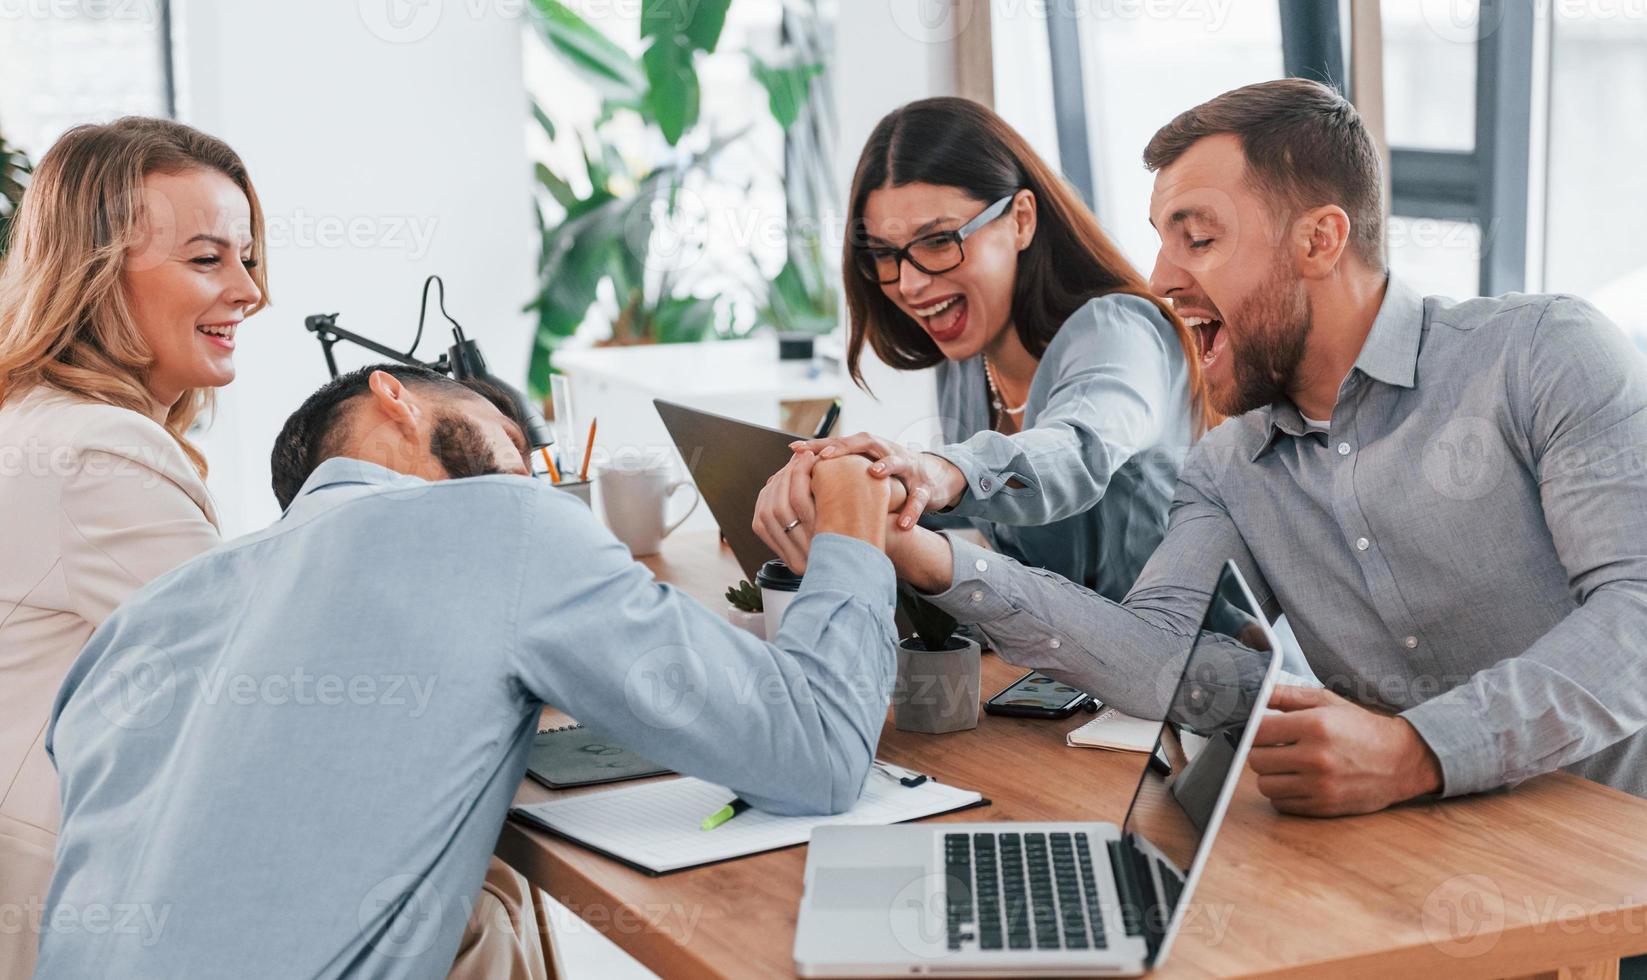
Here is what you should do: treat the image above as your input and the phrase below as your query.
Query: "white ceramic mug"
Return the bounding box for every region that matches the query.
[597,461,700,556]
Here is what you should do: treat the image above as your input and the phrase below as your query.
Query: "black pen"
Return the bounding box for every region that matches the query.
[813,400,841,439]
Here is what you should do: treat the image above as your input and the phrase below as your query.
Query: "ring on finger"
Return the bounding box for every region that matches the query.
[782,518,802,533]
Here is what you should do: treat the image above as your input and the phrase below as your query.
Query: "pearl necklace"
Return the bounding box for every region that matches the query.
[982,354,1026,419]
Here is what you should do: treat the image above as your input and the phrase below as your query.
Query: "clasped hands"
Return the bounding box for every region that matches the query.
[752,432,961,574]
[751,449,899,574]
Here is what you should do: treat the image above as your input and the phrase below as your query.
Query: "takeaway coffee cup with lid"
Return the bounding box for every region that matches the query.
[757,559,802,639]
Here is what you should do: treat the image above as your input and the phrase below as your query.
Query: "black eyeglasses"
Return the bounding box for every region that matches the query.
[854,193,1017,284]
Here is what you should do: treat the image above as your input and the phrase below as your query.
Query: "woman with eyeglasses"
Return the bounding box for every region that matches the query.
[759,97,1212,600]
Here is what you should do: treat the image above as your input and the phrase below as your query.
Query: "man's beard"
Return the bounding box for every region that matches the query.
[1210,259,1312,418]
[429,413,507,479]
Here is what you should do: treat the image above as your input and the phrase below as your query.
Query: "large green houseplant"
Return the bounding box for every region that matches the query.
[523,0,836,398]
[0,117,32,260]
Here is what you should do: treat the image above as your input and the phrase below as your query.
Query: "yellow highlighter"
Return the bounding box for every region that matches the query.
[700,797,751,831]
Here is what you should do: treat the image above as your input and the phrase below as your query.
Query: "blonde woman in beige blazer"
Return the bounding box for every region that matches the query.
[0,118,549,980]
[0,117,264,978]
[0,384,222,957]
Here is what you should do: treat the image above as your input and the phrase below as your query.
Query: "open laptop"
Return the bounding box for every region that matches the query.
[793,560,1282,977]
[653,398,802,580]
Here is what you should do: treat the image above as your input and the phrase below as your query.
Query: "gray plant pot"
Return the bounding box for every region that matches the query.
[893,635,982,734]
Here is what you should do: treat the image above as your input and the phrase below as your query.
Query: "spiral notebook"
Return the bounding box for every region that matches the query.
[510,766,988,875]
[1065,704,1160,752]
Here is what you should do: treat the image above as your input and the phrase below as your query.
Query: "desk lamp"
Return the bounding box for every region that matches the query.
[304,275,553,451]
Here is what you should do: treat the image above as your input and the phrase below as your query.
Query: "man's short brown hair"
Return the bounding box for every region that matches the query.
[1144,78,1385,269]
[268,365,524,512]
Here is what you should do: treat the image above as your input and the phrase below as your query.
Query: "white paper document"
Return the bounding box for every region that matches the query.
[511,766,983,874]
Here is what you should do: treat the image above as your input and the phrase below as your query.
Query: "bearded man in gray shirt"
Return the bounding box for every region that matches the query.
[805,79,1647,818]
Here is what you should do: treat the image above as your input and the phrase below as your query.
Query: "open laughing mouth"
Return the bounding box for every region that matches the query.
[913,293,967,343]
[197,320,240,351]
[1181,313,1226,371]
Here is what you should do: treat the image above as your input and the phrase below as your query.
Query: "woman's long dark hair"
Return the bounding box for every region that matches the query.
[843,97,1212,431]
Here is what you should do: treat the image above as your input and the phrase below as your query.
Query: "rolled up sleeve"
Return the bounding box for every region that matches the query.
[931,295,1179,527]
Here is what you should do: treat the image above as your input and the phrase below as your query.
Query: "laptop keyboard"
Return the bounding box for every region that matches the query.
[943,831,1109,953]
[1157,856,1184,913]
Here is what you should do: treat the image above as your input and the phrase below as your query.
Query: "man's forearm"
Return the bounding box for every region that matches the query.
[904,532,1203,718]
[886,525,954,593]
[519,510,897,818]
[758,534,898,814]
[1400,584,1647,797]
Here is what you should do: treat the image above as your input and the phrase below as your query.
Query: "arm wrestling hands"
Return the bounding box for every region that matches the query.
[753,451,904,573]
[788,432,968,531]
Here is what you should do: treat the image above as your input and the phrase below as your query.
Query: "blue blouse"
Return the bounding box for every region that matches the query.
[926,292,1196,601]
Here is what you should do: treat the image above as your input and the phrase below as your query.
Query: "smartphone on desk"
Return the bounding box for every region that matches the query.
[983,671,1095,719]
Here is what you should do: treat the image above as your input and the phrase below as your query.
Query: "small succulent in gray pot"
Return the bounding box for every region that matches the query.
[724,579,766,640]
[893,586,981,733]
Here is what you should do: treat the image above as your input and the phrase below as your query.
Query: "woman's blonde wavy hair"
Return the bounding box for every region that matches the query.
[0,116,268,477]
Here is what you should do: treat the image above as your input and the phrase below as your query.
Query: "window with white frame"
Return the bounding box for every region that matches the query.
[0,0,172,158]
[520,1,792,346]
[990,0,1285,274]
[1542,8,1647,341]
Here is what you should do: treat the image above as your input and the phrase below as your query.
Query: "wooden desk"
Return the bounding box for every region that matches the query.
[499,532,1647,979]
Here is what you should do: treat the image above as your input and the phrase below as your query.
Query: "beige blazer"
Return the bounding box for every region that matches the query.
[0,384,219,975]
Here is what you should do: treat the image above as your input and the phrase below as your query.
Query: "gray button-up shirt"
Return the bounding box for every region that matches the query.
[929,276,1647,800]
[927,293,1195,600]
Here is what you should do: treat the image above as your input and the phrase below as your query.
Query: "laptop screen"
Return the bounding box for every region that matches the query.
[1118,562,1277,957]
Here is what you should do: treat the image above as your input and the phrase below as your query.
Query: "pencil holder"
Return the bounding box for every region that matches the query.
[555,479,592,508]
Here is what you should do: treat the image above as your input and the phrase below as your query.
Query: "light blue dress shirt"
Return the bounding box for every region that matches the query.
[927,292,1196,599]
[39,458,895,979]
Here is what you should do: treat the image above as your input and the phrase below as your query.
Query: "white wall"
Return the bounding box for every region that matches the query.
[173,0,537,536]
[171,0,964,533]
[988,1,1063,179]
[829,1,953,453]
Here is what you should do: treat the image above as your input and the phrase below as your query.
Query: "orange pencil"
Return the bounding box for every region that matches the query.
[540,446,562,484]
[578,419,597,482]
